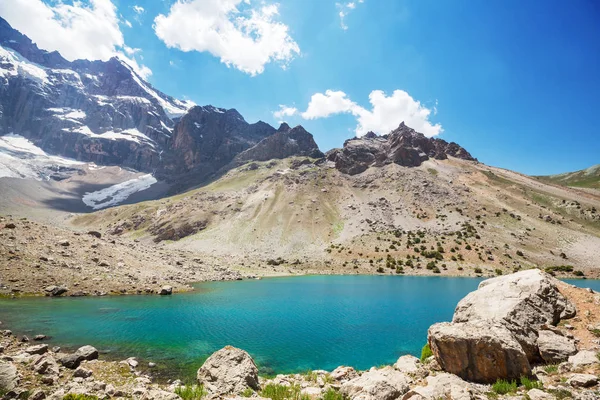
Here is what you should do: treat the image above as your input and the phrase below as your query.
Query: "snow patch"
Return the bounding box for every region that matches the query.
[118,58,193,119]
[65,126,156,147]
[0,134,84,180]
[82,174,157,210]
[0,45,48,84]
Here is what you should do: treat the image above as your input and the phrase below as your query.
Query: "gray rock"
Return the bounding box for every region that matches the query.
[401,372,473,400]
[58,353,84,369]
[428,320,531,383]
[340,366,411,400]
[29,389,47,400]
[159,285,173,295]
[567,373,598,388]
[452,269,576,361]
[33,356,59,376]
[568,350,599,367]
[75,345,99,361]
[537,330,577,363]
[73,367,93,378]
[44,285,68,297]
[330,366,359,382]
[527,388,554,400]
[394,355,426,378]
[26,344,49,355]
[197,346,260,395]
[34,335,47,341]
[0,361,18,391]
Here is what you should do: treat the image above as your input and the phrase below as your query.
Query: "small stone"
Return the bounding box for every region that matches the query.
[73,367,93,378]
[25,344,49,355]
[4,223,16,229]
[148,362,156,368]
[159,285,173,295]
[20,335,30,343]
[567,373,598,388]
[34,335,47,341]
[29,390,46,400]
[58,240,70,247]
[87,231,101,239]
[527,388,553,400]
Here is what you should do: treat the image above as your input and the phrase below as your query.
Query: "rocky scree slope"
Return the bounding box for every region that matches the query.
[75,152,600,279]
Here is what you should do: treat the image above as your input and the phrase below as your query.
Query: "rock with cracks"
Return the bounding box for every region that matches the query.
[536,330,577,363]
[340,366,411,400]
[428,319,531,383]
[197,346,260,396]
[452,269,575,361]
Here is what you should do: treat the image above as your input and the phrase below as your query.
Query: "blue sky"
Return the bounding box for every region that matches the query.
[2,0,599,175]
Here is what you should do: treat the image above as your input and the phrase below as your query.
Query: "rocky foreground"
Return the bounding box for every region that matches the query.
[0,270,599,399]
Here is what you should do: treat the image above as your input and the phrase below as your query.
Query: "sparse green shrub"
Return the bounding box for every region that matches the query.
[520,376,542,390]
[491,379,517,395]
[432,266,441,274]
[474,267,483,274]
[495,269,503,276]
[543,364,558,374]
[63,395,100,400]
[322,388,345,400]
[174,385,207,400]
[260,384,309,400]
[574,270,585,277]
[241,388,255,397]
[547,388,573,399]
[420,343,433,362]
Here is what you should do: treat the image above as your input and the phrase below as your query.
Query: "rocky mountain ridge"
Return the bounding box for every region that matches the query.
[326,122,476,175]
[0,16,477,193]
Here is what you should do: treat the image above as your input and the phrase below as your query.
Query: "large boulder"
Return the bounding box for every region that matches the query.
[428,320,531,383]
[452,269,575,360]
[536,330,577,363]
[0,361,18,391]
[197,346,260,396]
[340,366,411,400]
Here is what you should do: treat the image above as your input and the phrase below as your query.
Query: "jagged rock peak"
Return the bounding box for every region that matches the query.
[326,123,476,175]
[278,122,291,132]
[232,123,324,165]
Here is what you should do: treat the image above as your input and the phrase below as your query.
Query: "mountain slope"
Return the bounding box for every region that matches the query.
[537,165,600,190]
[73,154,600,279]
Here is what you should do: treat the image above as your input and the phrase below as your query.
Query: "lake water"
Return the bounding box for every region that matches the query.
[0,275,597,379]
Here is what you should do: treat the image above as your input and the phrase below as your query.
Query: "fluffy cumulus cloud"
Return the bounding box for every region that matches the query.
[0,0,151,78]
[277,89,442,137]
[154,0,300,76]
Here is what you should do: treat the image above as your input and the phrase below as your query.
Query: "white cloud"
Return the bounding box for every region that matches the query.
[336,1,364,30]
[273,105,298,120]
[281,89,443,137]
[133,5,145,14]
[124,19,133,28]
[301,90,358,119]
[0,0,151,79]
[154,0,300,76]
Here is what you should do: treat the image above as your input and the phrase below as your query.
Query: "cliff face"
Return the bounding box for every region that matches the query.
[326,123,476,175]
[231,123,324,166]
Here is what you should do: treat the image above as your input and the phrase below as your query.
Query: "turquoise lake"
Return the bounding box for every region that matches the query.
[0,275,597,379]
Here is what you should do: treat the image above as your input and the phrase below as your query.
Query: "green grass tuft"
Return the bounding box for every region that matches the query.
[520,375,542,390]
[63,395,99,400]
[174,384,207,400]
[491,379,517,395]
[260,384,310,400]
[322,388,345,400]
